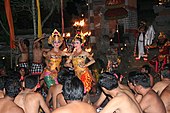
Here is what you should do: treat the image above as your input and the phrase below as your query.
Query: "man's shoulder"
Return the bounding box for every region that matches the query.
[10,105,24,113]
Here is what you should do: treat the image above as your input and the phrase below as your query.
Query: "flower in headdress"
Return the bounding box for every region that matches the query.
[48,29,64,44]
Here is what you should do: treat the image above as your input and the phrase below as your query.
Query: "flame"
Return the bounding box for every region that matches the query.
[66,33,71,37]
[73,19,84,27]
[83,31,91,36]
[85,47,91,52]
[80,19,84,27]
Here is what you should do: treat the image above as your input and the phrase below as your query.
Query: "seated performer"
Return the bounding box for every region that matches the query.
[134,73,166,113]
[98,72,142,113]
[0,76,24,113]
[40,29,70,89]
[52,76,96,113]
[14,75,50,113]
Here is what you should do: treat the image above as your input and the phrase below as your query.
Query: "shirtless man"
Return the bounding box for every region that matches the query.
[152,63,170,95]
[18,38,30,69]
[0,76,5,98]
[134,73,166,113]
[30,34,50,75]
[14,75,50,113]
[98,72,142,113]
[0,76,24,113]
[93,72,133,109]
[52,76,96,113]
[46,68,72,109]
[141,64,154,87]
[161,84,170,113]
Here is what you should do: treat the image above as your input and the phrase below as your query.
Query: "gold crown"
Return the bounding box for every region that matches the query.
[48,29,64,44]
[73,32,86,44]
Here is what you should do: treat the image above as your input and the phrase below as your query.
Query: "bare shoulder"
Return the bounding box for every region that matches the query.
[52,106,70,113]
[10,105,24,113]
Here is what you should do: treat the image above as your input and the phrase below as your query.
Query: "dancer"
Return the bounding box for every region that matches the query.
[65,33,95,102]
[40,29,69,88]
[30,34,50,75]
[18,38,30,69]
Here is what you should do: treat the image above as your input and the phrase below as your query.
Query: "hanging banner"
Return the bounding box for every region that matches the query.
[36,0,42,38]
[4,0,15,48]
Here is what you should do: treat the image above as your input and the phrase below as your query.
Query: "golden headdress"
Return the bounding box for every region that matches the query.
[48,29,64,44]
[72,32,86,44]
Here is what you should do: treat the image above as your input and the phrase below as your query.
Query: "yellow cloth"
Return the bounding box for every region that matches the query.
[72,55,92,92]
[36,0,42,38]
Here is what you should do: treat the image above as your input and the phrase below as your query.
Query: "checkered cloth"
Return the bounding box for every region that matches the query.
[30,63,43,75]
[19,62,29,68]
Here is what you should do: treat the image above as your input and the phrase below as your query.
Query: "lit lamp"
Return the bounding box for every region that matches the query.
[73,19,85,34]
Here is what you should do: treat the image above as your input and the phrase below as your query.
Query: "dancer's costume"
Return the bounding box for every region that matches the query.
[19,62,29,68]
[43,29,64,88]
[72,54,92,92]
[30,62,43,75]
[44,55,62,88]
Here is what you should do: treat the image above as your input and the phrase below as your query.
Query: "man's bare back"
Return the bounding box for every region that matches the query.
[46,84,63,109]
[152,80,170,95]
[100,92,142,113]
[0,97,24,113]
[139,89,166,113]
[52,101,96,113]
[14,90,50,113]
[161,85,170,113]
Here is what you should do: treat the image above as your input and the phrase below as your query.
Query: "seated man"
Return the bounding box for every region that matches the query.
[141,64,154,87]
[52,76,96,113]
[152,63,170,95]
[14,75,50,113]
[93,72,137,109]
[134,73,166,113]
[0,76,24,113]
[46,67,73,109]
[160,83,170,113]
[98,72,142,113]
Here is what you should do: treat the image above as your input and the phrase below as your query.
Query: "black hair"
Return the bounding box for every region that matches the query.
[5,76,21,98]
[161,63,170,79]
[23,39,30,47]
[62,76,84,101]
[110,70,123,81]
[25,75,38,89]
[74,36,83,44]
[163,63,170,70]
[98,72,118,90]
[142,64,151,73]
[0,76,6,90]
[57,67,75,85]
[128,71,138,83]
[134,73,150,88]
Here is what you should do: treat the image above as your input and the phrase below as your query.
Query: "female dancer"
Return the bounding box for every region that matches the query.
[40,29,69,88]
[65,33,95,101]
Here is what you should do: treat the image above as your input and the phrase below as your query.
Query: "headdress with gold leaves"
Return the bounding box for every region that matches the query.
[48,29,64,44]
[72,32,86,44]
